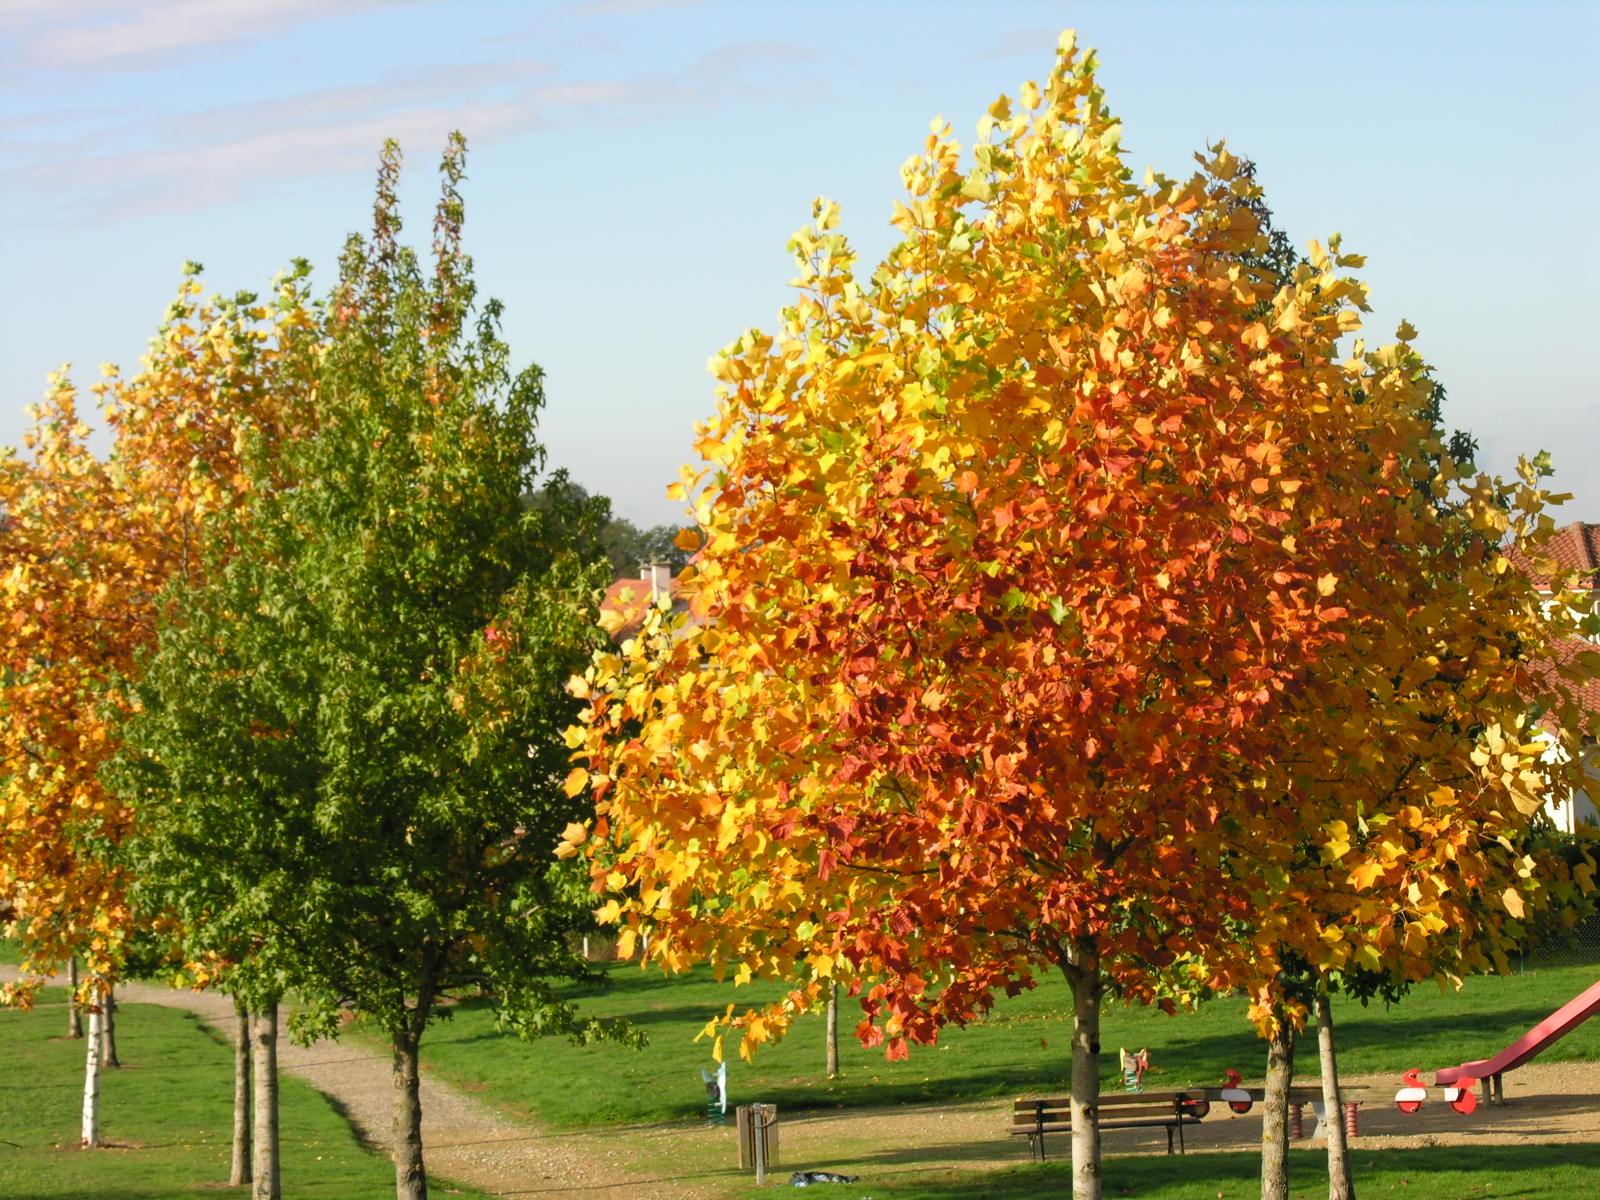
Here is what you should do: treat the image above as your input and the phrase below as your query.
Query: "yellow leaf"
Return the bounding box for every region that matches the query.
[1502,887,1525,919]
[563,767,589,798]
[1350,860,1384,890]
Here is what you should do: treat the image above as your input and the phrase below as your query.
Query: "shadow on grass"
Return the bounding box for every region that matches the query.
[889,1145,1600,1200]
[3,1186,203,1200]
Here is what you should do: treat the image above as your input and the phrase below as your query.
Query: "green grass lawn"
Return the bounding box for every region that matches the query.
[703,1146,1600,1200]
[401,960,1600,1128]
[0,988,493,1200]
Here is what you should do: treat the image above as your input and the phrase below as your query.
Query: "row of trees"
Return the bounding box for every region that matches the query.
[567,30,1599,1200]
[2,137,633,1200]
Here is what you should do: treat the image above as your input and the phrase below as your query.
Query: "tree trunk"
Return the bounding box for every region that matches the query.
[81,1001,103,1147]
[1317,993,1355,1200]
[825,980,840,1079]
[1062,936,1103,1200]
[101,984,120,1069]
[1261,1009,1296,1200]
[67,957,82,1039]
[393,1022,429,1200]
[250,1005,280,1200]
[232,996,253,1187]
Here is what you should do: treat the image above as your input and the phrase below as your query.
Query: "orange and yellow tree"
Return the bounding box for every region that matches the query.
[1216,449,1598,1199]
[0,263,319,1000]
[569,32,1596,1200]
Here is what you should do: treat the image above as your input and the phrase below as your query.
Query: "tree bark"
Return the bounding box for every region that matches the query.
[67,957,82,1039]
[1317,993,1355,1200]
[1261,1009,1296,1200]
[825,980,840,1079]
[250,1005,280,1200]
[232,996,253,1187]
[101,984,120,1069]
[393,1019,429,1200]
[1062,936,1103,1200]
[81,1001,103,1147]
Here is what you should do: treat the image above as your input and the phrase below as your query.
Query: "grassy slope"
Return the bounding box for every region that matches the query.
[0,988,492,1200]
[404,961,1600,1128]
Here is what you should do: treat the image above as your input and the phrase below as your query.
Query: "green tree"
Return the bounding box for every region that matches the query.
[525,478,694,576]
[112,136,632,1200]
[600,514,695,574]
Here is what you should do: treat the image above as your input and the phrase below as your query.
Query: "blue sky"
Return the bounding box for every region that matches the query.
[2,0,1595,526]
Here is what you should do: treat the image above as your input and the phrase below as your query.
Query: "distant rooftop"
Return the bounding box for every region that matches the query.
[1508,520,1599,594]
[600,563,685,641]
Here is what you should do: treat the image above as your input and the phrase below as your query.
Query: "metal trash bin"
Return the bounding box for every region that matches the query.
[736,1102,779,1175]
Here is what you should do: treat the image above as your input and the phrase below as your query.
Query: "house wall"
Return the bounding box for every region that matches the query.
[1544,743,1600,834]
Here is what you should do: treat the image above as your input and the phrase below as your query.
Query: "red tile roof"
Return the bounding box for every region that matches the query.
[1514,522,1600,728]
[600,572,684,641]
[1532,635,1600,724]
[1508,521,1600,593]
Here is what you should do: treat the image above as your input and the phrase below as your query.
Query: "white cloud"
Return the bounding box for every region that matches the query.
[565,0,705,14]
[1,0,421,72]
[0,4,828,228]
[5,100,541,222]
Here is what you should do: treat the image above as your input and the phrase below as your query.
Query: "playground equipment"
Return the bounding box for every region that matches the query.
[1208,1071,1369,1138]
[1394,1067,1432,1113]
[1432,977,1600,1106]
[1120,1046,1149,1092]
[1219,1068,1253,1113]
[1393,1065,1478,1115]
[701,1060,728,1125]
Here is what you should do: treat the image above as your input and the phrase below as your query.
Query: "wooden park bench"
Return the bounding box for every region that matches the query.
[1008,1090,1208,1160]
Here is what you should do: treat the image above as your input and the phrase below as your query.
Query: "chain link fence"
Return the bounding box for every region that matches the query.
[1519,913,1600,971]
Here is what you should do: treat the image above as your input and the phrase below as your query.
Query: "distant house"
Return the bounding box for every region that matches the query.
[599,562,690,642]
[1513,521,1600,833]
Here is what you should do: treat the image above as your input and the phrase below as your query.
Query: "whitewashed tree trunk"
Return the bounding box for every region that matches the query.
[1317,993,1356,1200]
[1064,936,1103,1200]
[81,1003,103,1147]
[825,981,840,1079]
[232,996,252,1187]
[250,1005,280,1200]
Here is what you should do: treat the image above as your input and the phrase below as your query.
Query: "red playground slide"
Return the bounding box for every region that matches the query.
[1434,978,1600,1104]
